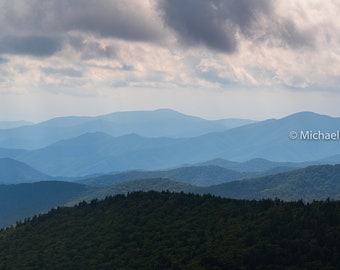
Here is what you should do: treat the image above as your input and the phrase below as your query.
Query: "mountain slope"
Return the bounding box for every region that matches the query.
[205,164,340,201]
[0,158,52,184]
[0,192,338,269]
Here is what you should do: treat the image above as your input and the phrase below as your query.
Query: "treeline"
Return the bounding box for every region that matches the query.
[0,191,339,269]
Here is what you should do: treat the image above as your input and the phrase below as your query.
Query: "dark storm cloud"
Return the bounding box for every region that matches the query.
[0,36,62,57]
[0,0,163,57]
[158,0,315,53]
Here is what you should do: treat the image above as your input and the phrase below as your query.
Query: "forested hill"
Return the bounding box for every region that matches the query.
[1,191,339,269]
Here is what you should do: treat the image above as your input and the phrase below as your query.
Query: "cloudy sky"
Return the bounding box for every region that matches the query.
[0,0,340,122]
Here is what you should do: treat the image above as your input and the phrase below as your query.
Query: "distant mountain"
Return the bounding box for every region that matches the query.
[0,121,33,129]
[0,158,53,184]
[0,181,89,228]
[78,165,259,187]
[204,164,340,201]
[0,111,339,176]
[0,109,254,149]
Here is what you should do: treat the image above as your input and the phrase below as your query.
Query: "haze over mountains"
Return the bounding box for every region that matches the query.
[0,109,255,150]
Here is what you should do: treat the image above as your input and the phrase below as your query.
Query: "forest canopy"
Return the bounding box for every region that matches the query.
[0,191,339,269]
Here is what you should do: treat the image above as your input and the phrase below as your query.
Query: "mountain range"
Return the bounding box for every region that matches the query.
[0,111,339,177]
[0,109,339,228]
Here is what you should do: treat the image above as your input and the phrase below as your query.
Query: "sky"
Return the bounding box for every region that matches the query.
[1,0,340,122]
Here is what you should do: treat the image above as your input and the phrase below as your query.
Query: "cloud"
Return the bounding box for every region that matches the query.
[158,0,315,53]
[57,0,164,42]
[0,57,8,64]
[0,0,340,117]
[42,67,83,78]
[0,0,165,57]
[0,0,321,58]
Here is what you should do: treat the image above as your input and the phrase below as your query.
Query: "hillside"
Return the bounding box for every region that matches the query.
[0,191,339,269]
[0,158,53,184]
[206,164,340,201]
[0,181,90,228]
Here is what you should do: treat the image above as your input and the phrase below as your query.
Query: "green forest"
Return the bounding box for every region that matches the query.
[0,191,339,269]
